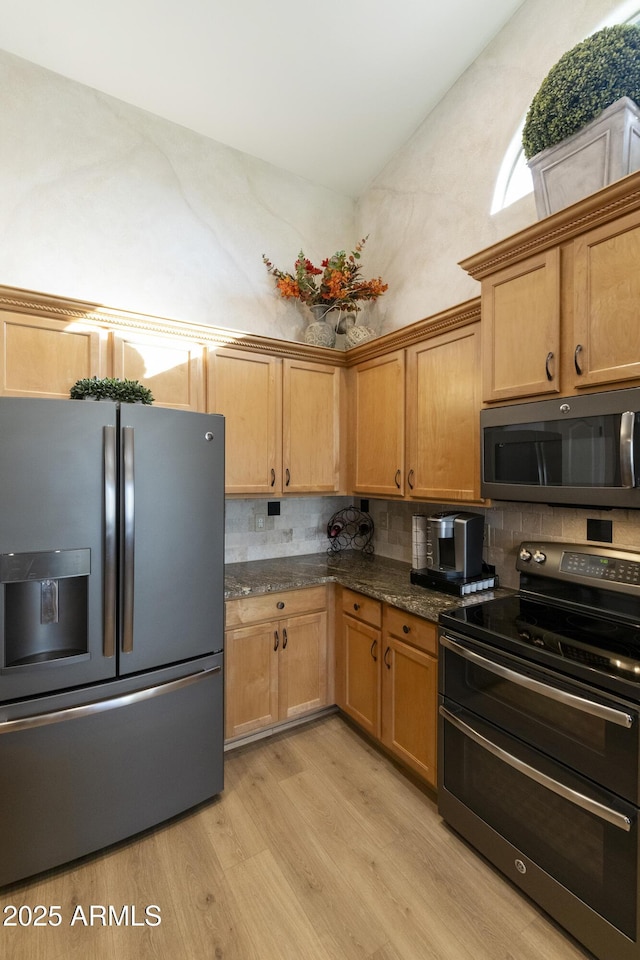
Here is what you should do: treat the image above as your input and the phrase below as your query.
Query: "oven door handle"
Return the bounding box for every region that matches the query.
[439,705,634,832]
[440,634,635,729]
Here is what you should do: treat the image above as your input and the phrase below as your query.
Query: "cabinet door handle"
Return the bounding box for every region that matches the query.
[282,627,288,650]
[384,646,391,670]
[408,469,415,490]
[545,351,554,381]
[285,468,291,487]
[370,639,378,662]
[574,344,584,376]
[394,469,401,489]
[274,630,279,651]
[270,468,276,487]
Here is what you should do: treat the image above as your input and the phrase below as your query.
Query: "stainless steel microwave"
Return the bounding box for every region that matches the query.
[481,388,640,508]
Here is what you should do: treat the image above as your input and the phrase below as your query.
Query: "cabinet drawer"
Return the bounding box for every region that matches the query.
[341,589,382,628]
[383,606,437,656]
[225,585,327,628]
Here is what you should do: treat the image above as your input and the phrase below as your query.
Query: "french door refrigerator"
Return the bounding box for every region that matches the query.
[0,398,225,886]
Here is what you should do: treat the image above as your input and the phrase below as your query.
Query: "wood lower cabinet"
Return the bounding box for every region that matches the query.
[225,586,329,740]
[381,606,438,787]
[336,588,438,787]
[337,588,382,738]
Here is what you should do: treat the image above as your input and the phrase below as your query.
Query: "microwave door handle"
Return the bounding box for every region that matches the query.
[534,441,548,485]
[439,705,633,832]
[620,412,636,488]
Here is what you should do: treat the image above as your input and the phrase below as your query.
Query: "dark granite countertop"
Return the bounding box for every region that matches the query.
[225,551,511,624]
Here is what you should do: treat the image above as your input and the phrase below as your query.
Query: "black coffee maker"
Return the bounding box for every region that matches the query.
[410,511,497,596]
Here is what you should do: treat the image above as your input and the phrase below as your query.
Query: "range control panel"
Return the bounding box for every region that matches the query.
[560,551,640,586]
[516,540,640,594]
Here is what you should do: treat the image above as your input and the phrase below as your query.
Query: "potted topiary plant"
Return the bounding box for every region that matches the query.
[522,23,640,218]
[70,376,154,404]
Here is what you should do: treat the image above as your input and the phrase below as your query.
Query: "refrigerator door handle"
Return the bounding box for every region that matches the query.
[103,425,117,658]
[0,666,222,734]
[122,426,135,654]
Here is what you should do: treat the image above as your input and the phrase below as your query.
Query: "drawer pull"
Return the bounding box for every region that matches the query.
[402,624,410,634]
[277,601,285,610]
[353,602,360,611]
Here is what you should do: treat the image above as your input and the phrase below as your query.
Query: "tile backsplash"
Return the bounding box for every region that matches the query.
[367,499,640,589]
[224,496,351,563]
[225,496,640,589]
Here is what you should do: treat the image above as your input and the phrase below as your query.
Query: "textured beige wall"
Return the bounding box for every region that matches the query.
[356,0,628,336]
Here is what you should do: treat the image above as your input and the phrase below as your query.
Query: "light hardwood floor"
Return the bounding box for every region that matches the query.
[2,714,594,960]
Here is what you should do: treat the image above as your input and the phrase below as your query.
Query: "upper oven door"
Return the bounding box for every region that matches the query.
[480,388,640,507]
[440,630,640,804]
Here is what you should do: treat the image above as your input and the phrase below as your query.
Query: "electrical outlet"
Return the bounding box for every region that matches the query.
[255,516,265,531]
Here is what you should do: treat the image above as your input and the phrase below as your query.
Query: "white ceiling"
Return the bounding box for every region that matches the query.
[0,0,525,196]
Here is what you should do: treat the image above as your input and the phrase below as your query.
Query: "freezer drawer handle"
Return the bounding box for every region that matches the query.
[0,666,222,735]
[103,425,117,659]
[440,634,634,729]
[439,705,633,832]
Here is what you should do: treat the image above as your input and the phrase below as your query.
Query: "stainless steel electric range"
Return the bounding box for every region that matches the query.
[438,541,640,960]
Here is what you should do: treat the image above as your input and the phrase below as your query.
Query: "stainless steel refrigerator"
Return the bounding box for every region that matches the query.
[0,398,225,887]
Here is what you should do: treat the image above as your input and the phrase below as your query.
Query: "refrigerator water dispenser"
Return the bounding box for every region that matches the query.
[1,549,90,668]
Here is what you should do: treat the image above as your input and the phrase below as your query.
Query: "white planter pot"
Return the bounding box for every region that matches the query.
[527,96,640,218]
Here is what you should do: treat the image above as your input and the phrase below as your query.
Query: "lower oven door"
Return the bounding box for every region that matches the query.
[440,630,640,803]
[439,701,638,960]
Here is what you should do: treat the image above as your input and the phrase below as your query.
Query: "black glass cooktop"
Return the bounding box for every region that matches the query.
[441,593,640,691]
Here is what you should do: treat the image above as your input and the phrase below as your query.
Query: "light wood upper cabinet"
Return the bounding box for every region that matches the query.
[0,312,106,399]
[208,347,281,495]
[351,351,405,497]
[572,210,640,389]
[208,349,343,496]
[283,358,342,494]
[406,322,482,503]
[111,328,205,411]
[481,249,561,402]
